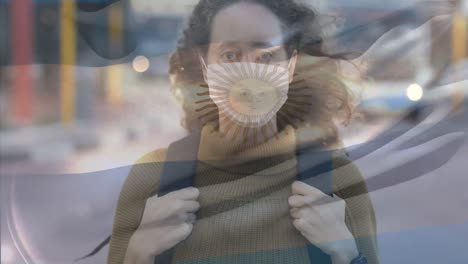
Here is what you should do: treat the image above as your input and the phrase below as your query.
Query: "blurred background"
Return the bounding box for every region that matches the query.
[1,0,467,264]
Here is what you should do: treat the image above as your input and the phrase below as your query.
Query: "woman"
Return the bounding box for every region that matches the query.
[108,1,378,263]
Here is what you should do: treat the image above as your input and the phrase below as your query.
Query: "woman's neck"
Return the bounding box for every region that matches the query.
[218,117,278,146]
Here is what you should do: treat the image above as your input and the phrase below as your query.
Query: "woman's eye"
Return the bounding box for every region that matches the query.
[258,52,273,62]
[221,51,238,62]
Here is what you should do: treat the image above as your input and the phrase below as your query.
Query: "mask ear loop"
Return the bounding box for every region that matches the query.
[199,55,208,72]
[198,54,210,84]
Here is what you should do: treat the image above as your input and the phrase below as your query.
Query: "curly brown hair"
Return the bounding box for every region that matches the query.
[169,0,355,146]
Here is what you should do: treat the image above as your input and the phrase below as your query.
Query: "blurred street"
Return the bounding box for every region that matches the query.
[1,1,468,264]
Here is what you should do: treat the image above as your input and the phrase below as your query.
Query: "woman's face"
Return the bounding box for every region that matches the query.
[202,2,297,126]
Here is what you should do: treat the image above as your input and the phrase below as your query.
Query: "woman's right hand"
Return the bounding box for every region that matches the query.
[123,187,200,264]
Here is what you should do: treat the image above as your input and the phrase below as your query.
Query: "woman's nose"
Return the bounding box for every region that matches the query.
[240,52,257,63]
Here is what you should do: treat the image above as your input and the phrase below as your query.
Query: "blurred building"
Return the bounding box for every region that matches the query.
[431,0,468,70]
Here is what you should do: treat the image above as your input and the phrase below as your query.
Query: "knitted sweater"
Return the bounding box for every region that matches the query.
[107,124,379,264]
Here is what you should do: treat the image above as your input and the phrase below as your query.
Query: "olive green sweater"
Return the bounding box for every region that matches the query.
[108,125,379,264]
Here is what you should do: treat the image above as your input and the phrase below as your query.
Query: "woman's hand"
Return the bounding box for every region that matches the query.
[289,181,359,264]
[124,187,200,264]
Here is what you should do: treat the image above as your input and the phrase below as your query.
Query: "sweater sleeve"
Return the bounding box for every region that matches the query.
[107,148,167,264]
[332,157,380,264]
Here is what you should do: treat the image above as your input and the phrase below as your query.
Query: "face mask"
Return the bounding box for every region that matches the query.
[205,62,291,128]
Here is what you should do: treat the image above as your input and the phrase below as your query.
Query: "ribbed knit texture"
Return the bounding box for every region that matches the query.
[107,124,379,264]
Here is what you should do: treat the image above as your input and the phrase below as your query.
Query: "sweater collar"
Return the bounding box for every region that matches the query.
[197,123,334,173]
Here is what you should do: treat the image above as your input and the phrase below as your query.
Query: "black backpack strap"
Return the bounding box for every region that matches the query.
[296,143,334,195]
[296,143,333,264]
[157,131,201,196]
[153,131,201,264]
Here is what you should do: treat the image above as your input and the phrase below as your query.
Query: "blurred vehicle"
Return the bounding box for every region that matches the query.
[358,69,468,121]
[358,93,417,118]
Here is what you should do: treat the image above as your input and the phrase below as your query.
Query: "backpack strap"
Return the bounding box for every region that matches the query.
[157,131,201,196]
[154,132,333,264]
[153,131,201,264]
[296,142,333,264]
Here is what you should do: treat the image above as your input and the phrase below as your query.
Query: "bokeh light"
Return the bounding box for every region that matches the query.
[406,83,424,101]
[132,56,150,73]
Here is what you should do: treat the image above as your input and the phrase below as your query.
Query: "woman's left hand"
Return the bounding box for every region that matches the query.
[289,181,359,264]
